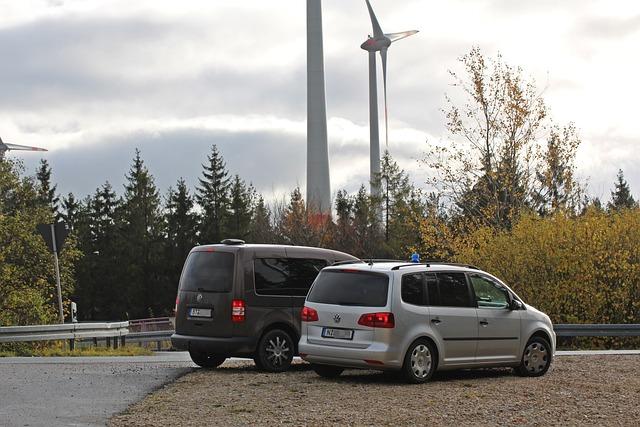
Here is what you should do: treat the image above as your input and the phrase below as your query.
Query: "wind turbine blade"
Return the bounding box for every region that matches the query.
[380,48,388,147]
[385,30,418,43]
[5,142,47,152]
[365,0,384,38]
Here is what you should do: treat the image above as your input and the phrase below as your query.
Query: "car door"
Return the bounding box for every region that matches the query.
[469,274,521,363]
[427,272,478,366]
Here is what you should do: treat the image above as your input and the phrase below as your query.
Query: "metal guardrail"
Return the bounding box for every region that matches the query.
[0,322,129,349]
[554,324,640,337]
[2,322,639,351]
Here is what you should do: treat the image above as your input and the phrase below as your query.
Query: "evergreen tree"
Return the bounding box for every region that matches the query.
[608,169,637,211]
[196,145,231,244]
[228,175,255,239]
[334,190,355,254]
[165,178,198,290]
[116,150,169,318]
[61,192,80,230]
[249,195,274,243]
[74,183,120,320]
[352,185,383,258]
[35,159,59,219]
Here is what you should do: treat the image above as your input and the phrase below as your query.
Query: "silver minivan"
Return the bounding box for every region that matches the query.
[298,261,555,383]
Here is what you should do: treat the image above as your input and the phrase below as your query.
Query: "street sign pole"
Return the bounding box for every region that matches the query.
[51,223,64,324]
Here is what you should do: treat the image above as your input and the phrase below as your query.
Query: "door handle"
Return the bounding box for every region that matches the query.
[479,320,489,326]
[431,318,441,325]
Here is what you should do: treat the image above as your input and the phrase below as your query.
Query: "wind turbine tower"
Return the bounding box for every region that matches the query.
[361,0,417,198]
[306,0,331,214]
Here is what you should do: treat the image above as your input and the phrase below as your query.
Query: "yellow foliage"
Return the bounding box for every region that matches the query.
[419,208,640,324]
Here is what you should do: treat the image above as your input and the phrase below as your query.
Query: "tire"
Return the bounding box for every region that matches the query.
[189,349,226,369]
[401,339,436,384]
[312,364,344,378]
[255,329,294,373]
[517,336,552,377]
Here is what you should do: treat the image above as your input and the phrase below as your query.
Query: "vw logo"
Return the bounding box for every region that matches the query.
[196,294,203,303]
[333,314,341,324]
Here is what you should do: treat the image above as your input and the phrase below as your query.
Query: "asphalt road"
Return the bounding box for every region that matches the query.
[0,354,195,427]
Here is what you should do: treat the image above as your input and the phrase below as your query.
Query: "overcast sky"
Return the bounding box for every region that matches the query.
[1,0,639,204]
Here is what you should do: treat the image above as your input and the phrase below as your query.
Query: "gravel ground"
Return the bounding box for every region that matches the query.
[109,356,640,426]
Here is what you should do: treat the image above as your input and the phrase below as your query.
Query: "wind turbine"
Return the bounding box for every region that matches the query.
[360,0,417,198]
[0,136,47,161]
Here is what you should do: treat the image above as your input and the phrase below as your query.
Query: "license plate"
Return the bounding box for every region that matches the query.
[189,308,212,318]
[322,327,354,340]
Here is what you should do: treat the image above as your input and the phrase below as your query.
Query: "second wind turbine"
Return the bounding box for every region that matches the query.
[360,0,417,198]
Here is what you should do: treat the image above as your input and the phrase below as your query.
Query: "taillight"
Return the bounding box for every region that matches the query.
[174,295,179,315]
[301,306,319,322]
[232,299,245,323]
[358,312,395,328]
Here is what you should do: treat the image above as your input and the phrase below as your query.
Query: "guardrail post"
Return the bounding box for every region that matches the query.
[69,338,75,351]
[121,336,126,347]
[106,337,111,348]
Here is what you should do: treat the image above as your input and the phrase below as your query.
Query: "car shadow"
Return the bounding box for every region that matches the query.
[323,367,515,385]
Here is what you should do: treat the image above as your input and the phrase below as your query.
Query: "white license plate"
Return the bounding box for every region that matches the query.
[322,328,354,340]
[189,308,212,318]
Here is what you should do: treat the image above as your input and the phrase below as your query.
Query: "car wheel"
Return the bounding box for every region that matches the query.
[256,329,294,373]
[312,364,344,378]
[402,339,436,384]
[189,350,226,369]
[517,336,552,377]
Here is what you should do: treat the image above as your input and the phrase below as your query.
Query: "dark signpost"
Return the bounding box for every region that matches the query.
[37,222,69,323]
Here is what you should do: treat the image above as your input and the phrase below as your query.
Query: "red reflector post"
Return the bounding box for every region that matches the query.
[232,299,245,323]
[301,306,319,322]
[358,312,395,328]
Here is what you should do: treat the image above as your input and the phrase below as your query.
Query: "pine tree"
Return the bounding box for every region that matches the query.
[165,178,198,290]
[61,193,80,230]
[334,190,355,253]
[352,185,383,258]
[117,149,169,318]
[249,195,274,243]
[608,169,637,211]
[196,145,231,244]
[74,182,120,320]
[35,159,59,219]
[228,175,255,240]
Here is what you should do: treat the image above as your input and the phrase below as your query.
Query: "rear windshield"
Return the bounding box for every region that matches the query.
[307,270,389,307]
[179,251,235,292]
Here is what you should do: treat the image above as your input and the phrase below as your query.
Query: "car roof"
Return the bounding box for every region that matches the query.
[192,243,357,258]
[323,261,479,274]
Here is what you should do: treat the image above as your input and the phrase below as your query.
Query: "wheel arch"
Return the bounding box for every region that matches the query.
[405,335,440,371]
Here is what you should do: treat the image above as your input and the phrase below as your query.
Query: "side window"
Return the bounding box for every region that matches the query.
[254,258,327,296]
[401,273,425,306]
[435,273,472,307]
[470,275,509,309]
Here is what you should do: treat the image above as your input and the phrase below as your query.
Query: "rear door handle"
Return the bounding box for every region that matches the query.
[431,318,441,325]
[479,320,489,326]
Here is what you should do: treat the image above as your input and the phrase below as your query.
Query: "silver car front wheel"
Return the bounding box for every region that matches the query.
[517,336,552,377]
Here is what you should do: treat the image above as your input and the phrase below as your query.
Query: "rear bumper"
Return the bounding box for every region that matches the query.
[171,333,256,356]
[298,336,402,369]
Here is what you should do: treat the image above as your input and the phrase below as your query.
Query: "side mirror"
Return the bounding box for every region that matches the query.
[510,299,524,310]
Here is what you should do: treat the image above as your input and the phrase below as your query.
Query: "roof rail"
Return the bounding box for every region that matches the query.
[426,261,480,270]
[391,263,430,271]
[331,259,403,267]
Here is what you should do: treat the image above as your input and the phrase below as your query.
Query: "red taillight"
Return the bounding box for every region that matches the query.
[232,299,245,323]
[301,306,319,322]
[174,296,179,315]
[358,312,395,328]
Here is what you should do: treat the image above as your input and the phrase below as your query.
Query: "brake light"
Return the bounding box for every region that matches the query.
[358,312,395,328]
[174,295,179,315]
[301,306,319,322]
[231,299,245,323]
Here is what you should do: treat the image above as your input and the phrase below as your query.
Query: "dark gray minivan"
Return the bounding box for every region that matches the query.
[171,240,356,372]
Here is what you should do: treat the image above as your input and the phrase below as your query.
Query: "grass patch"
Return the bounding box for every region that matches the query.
[0,345,153,357]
